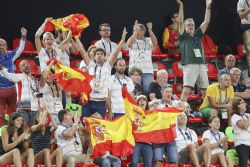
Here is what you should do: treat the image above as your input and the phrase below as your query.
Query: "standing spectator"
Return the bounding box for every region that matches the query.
[31,105,63,167]
[238,0,250,76]
[127,21,158,93]
[55,109,90,167]
[40,60,63,123]
[107,58,134,119]
[0,61,39,126]
[95,23,122,59]
[202,116,233,167]
[230,68,250,99]
[35,18,72,72]
[231,98,250,167]
[0,27,27,126]
[176,113,211,167]
[148,70,169,100]
[199,74,234,119]
[76,28,127,118]
[162,12,180,53]
[0,113,34,167]
[129,66,144,99]
[177,0,212,102]
[218,54,244,83]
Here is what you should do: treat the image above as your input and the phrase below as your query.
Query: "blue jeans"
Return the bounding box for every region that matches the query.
[82,100,106,118]
[94,155,121,167]
[153,141,178,163]
[131,142,153,167]
[141,73,154,94]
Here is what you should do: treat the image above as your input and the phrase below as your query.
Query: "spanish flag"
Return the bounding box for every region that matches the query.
[50,61,93,102]
[85,115,135,158]
[45,13,89,37]
[122,87,182,144]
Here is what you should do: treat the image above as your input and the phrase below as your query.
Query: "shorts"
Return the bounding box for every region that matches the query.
[179,146,203,163]
[183,64,209,88]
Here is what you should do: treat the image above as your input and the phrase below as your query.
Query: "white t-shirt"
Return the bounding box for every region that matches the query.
[88,61,112,99]
[129,37,154,74]
[175,127,198,152]
[157,99,181,109]
[95,38,122,58]
[231,113,250,146]
[202,130,225,155]
[54,41,71,67]
[40,83,63,114]
[109,74,134,114]
[55,125,83,156]
[38,47,62,72]
[237,0,250,24]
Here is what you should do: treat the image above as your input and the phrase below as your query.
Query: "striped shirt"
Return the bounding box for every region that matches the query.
[129,37,153,74]
[31,127,51,154]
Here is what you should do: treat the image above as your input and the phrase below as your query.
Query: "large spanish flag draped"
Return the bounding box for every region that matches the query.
[50,61,93,102]
[85,116,135,158]
[45,13,89,37]
[122,87,182,144]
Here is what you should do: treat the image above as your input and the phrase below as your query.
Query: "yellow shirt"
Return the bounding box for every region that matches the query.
[200,83,234,110]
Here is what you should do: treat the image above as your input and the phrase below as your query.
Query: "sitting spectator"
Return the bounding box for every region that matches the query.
[0,113,34,167]
[76,28,127,118]
[35,18,72,72]
[162,12,179,53]
[176,113,211,167]
[87,112,121,167]
[202,116,233,167]
[230,68,250,99]
[31,105,63,167]
[55,109,90,167]
[200,74,234,119]
[0,27,27,126]
[130,95,153,167]
[95,23,122,59]
[157,86,182,109]
[148,69,169,100]
[0,61,39,126]
[129,66,144,99]
[231,98,250,167]
[127,21,158,93]
[177,0,212,102]
[40,59,63,123]
[218,54,244,83]
[108,58,134,119]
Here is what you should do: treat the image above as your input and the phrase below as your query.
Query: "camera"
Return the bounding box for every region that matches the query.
[36,93,43,98]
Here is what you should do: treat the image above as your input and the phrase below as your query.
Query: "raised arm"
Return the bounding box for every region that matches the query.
[200,0,212,33]
[0,65,23,83]
[40,59,55,88]
[177,0,184,35]
[35,18,53,53]
[69,39,79,54]
[75,38,91,65]
[109,27,127,66]
[31,109,47,132]
[127,20,139,48]
[59,31,72,52]
[12,27,27,61]
[146,22,158,47]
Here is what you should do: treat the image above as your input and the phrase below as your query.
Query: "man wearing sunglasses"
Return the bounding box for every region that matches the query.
[176,113,211,167]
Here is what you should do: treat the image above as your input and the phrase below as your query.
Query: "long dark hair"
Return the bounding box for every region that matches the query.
[231,98,244,116]
[7,113,24,137]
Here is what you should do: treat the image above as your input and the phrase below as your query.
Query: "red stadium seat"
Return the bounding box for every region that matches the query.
[152,45,169,59]
[15,58,41,77]
[152,62,175,80]
[188,117,207,124]
[12,38,37,56]
[121,48,129,57]
[172,83,202,101]
[207,63,218,81]
[172,61,183,78]
[91,39,98,45]
[70,59,82,69]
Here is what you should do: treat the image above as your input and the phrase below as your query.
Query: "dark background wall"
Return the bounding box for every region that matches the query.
[0,0,242,53]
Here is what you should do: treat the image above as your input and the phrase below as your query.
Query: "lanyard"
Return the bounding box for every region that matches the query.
[178,128,192,141]
[47,81,60,98]
[136,38,146,51]
[45,49,55,59]
[94,64,104,80]
[218,85,228,105]
[210,130,221,145]
[101,39,112,53]
[115,73,125,86]
[241,113,248,121]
